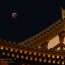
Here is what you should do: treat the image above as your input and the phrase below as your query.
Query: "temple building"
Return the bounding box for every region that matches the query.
[0,7,65,65]
[1,0,65,65]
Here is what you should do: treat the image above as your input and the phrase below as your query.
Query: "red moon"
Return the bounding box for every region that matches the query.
[12,12,18,19]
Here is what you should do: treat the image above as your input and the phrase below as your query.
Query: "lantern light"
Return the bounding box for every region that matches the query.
[10,48,13,52]
[43,54,45,57]
[39,58,42,62]
[57,60,60,64]
[24,51,27,54]
[29,52,32,55]
[35,57,37,61]
[6,47,8,50]
[53,59,55,64]
[1,46,3,50]
[62,60,64,65]
[61,56,64,59]
[30,56,33,60]
[7,53,10,56]
[15,49,18,52]
[48,59,51,63]
[38,53,41,56]
[25,56,28,60]
[57,56,59,59]
[21,55,24,59]
[12,54,15,57]
[2,52,5,55]
[20,50,22,53]
[16,55,19,58]
[48,54,50,58]
[52,55,55,58]
[44,58,46,62]
[34,52,36,56]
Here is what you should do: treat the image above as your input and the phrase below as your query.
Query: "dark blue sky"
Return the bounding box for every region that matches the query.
[0,0,64,42]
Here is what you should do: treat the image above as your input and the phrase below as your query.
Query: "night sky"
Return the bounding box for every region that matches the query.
[0,0,64,42]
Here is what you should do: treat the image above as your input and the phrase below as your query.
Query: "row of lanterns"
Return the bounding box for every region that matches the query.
[2,51,65,65]
[1,46,65,58]
[0,46,65,64]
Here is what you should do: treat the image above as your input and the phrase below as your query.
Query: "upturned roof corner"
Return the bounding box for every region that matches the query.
[18,19,65,48]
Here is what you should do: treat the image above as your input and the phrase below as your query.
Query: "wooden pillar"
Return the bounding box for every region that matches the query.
[58,32,64,43]
[58,31,65,50]
[53,31,65,50]
[60,46,63,50]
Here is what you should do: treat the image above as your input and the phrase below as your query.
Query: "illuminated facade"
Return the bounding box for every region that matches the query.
[0,18,65,65]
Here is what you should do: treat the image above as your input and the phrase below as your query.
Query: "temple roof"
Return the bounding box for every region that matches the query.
[0,0,64,42]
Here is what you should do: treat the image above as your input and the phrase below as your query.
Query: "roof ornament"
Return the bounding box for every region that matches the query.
[61,7,65,20]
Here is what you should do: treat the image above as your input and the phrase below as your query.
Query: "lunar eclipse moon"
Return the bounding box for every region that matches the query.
[12,12,18,19]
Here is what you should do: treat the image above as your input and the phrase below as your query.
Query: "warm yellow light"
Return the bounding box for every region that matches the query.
[6,47,8,50]
[30,56,33,60]
[10,48,13,52]
[43,54,45,57]
[12,54,15,57]
[53,60,55,64]
[61,56,64,59]
[57,60,60,64]
[48,54,50,58]
[39,58,42,62]
[16,55,19,58]
[38,53,41,56]
[29,52,32,55]
[62,61,64,65]
[34,52,36,56]
[48,59,51,63]
[57,56,59,59]
[7,53,10,56]
[15,49,18,52]
[25,56,28,60]
[44,58,46,62]
[20,50,22,53]
[2,52,5,55]
[52,55,55,58]
[1,46,3,50]
[24,51,27,54]
[21,55,24,59]
[35,57,37,61]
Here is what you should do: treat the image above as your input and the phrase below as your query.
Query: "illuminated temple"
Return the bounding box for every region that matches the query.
[0,8,65,65]
[1,0,65,65]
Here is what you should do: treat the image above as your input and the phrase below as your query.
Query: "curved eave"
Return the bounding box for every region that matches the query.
[0,42,65,65]
[0,43,65,56]
[19,19,65,48]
